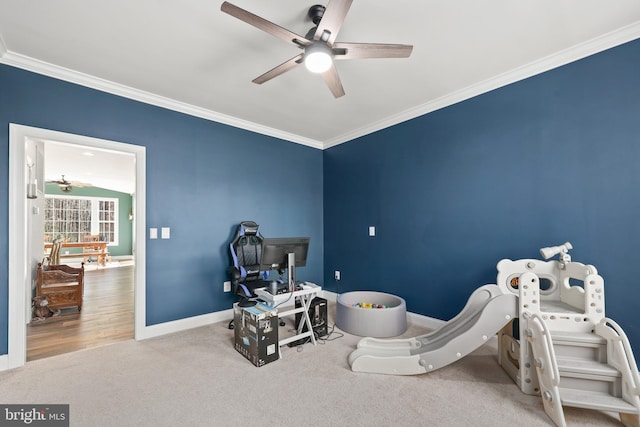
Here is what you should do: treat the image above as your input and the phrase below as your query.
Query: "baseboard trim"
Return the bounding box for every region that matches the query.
[139,291,447,341]
[0,311,233,371]
[407,311,447,330]
[137,309,233,340]
[0,292,446,371]
[322,290,446,330]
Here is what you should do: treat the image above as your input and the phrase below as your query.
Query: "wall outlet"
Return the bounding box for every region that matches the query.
[334,270,341,281]
[224,281,231,292]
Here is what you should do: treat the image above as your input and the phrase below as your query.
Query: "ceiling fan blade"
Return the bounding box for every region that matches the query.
[252,53,304,85]
[221,2,311,48]
[47,176,69,185]
[321,63,345,98]
[314,0,353,45]
[333,42,413,59]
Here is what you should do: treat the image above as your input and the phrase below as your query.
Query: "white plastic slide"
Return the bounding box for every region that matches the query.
[348,284,517,375]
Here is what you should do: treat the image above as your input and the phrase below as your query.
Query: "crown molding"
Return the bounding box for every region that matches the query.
[1,21,639,151]
[323,22,640,149]
[0,33,7,58]
[0,51,324,150]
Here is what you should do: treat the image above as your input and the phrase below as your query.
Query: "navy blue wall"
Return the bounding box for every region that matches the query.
[324,39,640,356]
[0,65,324,354]
[2,39,639,361]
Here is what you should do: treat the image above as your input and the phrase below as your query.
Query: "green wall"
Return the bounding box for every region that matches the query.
[45,183,133,257]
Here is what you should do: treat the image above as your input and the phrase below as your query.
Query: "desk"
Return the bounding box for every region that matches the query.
[44,241,109,266]
[254,282,322,350]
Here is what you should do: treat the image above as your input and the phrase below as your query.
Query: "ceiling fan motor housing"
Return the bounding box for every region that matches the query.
[308,5,326,25]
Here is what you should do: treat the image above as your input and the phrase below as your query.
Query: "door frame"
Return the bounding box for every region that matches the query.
[8,124,147,370]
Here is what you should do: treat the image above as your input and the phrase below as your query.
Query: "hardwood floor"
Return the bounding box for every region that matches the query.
[26,265,134,362]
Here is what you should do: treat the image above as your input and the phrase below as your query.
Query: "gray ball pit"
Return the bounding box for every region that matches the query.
[336,291,407,338]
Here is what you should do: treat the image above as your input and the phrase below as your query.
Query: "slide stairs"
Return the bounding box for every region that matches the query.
[526,314,640,427]
[502,256,640,427]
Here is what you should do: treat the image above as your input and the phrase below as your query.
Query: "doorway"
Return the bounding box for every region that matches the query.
[28,139,136,361]
[8,124,147,370]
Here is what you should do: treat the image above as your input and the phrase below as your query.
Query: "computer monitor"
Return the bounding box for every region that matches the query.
[259,237,309,292]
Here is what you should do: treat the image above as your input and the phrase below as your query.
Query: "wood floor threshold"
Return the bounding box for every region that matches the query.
[26,265,134,362]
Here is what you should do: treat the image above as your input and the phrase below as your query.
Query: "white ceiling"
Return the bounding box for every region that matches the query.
[43,140,136,195]
[2,0,640,151]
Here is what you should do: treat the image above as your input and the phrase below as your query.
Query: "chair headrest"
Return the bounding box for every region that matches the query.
[239,221,259,237]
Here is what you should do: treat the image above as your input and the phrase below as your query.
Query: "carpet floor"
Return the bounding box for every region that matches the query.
[0,309,627,426]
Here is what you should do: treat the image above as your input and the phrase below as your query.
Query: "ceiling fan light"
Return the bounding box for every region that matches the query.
[304,44,332,73]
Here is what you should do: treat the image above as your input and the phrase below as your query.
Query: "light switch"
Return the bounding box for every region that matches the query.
[369,226,376,236]
[161,227,170,239]
[149,228,158,239]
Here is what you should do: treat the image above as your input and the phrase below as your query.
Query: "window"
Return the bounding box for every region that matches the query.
[98,200,117,244]
[45,195,119,245]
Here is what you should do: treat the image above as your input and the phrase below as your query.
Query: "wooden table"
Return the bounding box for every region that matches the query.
[44,241,109,266]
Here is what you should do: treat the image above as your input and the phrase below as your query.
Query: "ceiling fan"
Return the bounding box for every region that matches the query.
[220,0,413,98]
[47,175,92,193]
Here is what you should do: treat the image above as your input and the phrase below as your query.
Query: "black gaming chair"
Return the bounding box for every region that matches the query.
[227,221,284,329]
[228,221,269,306]
[228,221,277,329]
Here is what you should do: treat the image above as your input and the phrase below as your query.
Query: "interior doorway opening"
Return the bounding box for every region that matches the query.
[8,124,147,370]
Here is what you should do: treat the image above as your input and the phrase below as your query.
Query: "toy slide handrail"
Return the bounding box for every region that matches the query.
[596,317,640,396]
[415,284,502,343]
[528,313,561,387]
[526,312,566,427]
